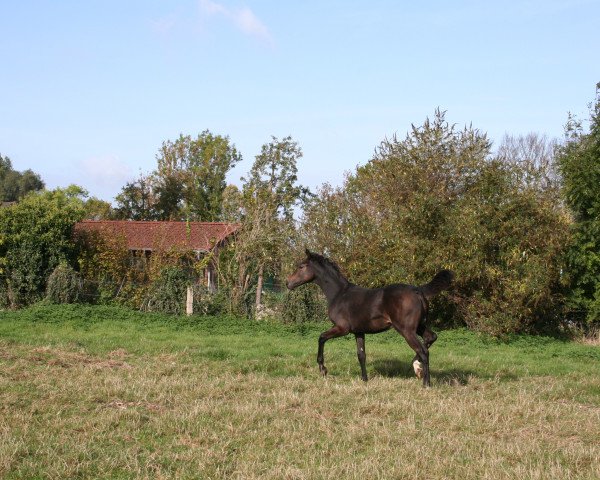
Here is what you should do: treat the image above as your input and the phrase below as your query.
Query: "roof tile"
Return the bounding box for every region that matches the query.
[74,221,240,252]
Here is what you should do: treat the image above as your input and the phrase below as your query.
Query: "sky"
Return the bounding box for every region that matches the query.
[1,0,599,203]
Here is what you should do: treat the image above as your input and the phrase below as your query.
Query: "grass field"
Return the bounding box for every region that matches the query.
[1,304,599,479]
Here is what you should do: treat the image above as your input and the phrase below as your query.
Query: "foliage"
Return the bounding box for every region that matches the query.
[45,263,83,304]
[555,83,600,328]
[154,130,241,221]
[192,284,229,316]
[113,173,156,220]
[496,133,559,191]
[242,135,309,221]
[213,242,256,316]
[75,227,139,305]
[0,154,44,202]
[235,136,309,311]
[0,186,86,307]
[142,266,191,315]
[75,224,210,310]
[113,131,241,222]
[0,276,7,308]
[282,283,328,324]
[220,184,243,222]
[82,197,113,220]
[302,111,569,335]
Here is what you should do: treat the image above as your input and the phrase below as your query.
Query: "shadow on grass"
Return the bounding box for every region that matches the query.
[372,358,482,386]
[373,358,521,385]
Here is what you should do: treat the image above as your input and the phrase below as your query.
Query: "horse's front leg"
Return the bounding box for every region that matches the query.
[317,325,349,376]
[355,333,368,382]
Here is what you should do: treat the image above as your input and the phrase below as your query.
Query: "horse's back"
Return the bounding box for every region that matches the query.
[382,282,422,302]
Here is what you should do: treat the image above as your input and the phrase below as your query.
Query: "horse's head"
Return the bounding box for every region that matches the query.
[286,249,318,290]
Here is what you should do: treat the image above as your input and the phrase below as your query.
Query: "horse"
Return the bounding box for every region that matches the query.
[285,249,454,387]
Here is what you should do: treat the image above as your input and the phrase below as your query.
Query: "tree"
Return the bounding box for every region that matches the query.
[496,133,559,191]
[556,83,600,328]
[112,131,240,221]
[0,185,86,307]
[113,174,156,220]
[229,136,308,312]
[0,154,44,202]
[83,197,113,220]
[155,131,241,221]
[153,174,184,220]
[221,184,243,222]
[302,111,569,335]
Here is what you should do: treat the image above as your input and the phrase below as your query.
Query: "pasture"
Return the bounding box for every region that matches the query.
[1,304,599,479]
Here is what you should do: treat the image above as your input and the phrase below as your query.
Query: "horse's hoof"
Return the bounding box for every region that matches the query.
[320,366,328,377]
[413,359,423,380]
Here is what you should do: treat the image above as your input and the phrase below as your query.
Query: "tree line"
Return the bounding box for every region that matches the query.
[1,84,599,335]
[0,154,44,202]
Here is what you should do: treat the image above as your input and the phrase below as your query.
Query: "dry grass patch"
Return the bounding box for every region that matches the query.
[1,340,598,480]
[579,329,600,346]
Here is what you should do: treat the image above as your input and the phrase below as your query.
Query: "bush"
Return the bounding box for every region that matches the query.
[282,283,328,324]
[192,284,229,316]
[0,186,86,308]
[142,266,190,315]
[301,111,569,335]
[556,85,600,330]
[46,263,83,304]
[0,276,9,309]
[74,228,147,307]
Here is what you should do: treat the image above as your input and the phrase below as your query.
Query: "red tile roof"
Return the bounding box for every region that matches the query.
[74,220,240,252]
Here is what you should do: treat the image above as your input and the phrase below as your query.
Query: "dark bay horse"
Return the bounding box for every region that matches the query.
[286,249,454,387]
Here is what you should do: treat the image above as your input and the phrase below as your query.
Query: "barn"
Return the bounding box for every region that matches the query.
[73,220,240,291]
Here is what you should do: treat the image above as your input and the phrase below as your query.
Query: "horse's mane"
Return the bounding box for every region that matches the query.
[307,251,349,283]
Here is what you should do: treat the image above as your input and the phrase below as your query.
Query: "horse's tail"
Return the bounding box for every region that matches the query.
[419,270,454,299]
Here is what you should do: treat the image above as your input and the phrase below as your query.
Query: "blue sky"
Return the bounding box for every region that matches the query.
[1,0,599,202]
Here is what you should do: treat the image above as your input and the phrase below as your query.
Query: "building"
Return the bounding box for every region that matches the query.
[73,220,240,290]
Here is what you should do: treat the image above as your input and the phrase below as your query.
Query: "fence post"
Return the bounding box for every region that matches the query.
[186,286,193,316]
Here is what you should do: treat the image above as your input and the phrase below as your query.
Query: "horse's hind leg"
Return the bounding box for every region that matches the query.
[355,333,368,382]
[416,323,437,348]
[422,326,438,349]
[413,325,437,379]
[400,330,430,387]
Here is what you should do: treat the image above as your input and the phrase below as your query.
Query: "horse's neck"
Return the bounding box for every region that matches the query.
[315,270,349,303]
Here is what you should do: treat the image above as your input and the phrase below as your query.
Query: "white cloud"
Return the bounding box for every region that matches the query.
[199,0,228,16]
[199,0,273,45]
[233,7,272,43]
[78,155,133,199]
[150,14,178,35]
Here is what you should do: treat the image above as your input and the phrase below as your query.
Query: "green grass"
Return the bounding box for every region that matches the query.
[1,304,599,479]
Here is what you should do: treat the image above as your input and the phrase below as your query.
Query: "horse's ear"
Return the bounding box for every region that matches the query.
[305,248,313,258]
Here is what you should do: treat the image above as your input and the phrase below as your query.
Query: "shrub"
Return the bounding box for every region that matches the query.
[556,84,600,330]
[282,283,328,324]
[142,266,191,315]
[192,284,229,316]
[75,228,146,306]
[0,186,86,307]
[301,111,569,335]
[46,263,83,304]
[0,276,9,309]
